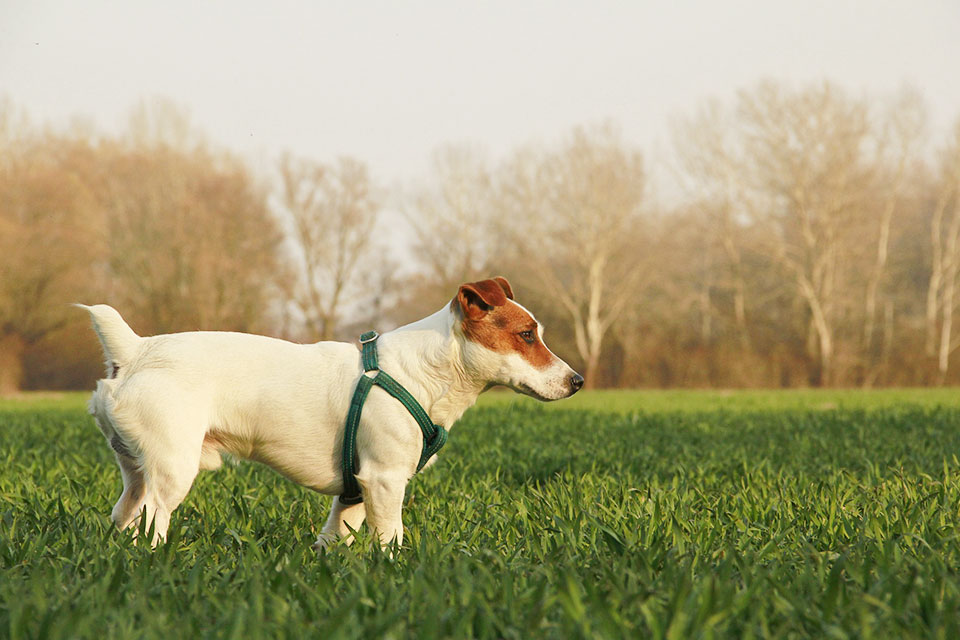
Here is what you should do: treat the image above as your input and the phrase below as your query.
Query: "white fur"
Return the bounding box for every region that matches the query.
[78,300,579,550]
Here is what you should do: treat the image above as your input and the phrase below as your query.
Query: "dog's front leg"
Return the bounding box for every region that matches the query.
[314,496,367,551]
[357,470,407,549]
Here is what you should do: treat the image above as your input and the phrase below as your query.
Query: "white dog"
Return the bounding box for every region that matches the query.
[80,277,583,549]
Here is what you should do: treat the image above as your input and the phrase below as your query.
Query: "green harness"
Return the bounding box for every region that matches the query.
[339,331,448,505]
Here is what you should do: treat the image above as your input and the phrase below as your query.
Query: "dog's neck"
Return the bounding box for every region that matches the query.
[376,305,487,429]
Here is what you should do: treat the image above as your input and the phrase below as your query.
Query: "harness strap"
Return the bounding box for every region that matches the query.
[340,331,448,505]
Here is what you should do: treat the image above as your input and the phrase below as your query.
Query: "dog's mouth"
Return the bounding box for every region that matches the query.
[510,381,557,402]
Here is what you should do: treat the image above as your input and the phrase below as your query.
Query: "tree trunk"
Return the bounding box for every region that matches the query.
[0,334,26,395]
[319,315,335,341]
[817,322,834,387]
[577,254,608,389]
[881,299,894,376]
[583,350,601,390]
[937,197,960,384]
[938,260,956,385]
[720,216,749,351]
[925,190,948,356]
[864,198,894,351]
[797,274,834,386]
[866,150,908,354]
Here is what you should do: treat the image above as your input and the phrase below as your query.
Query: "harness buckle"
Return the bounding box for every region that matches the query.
[359,331,379,344]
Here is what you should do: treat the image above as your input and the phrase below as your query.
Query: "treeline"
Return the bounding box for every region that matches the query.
[2,81,959,392]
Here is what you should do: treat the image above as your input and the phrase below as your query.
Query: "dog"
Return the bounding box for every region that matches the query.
[80,277,583,550]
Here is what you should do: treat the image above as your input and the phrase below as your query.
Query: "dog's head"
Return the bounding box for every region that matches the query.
[452,277,584,400]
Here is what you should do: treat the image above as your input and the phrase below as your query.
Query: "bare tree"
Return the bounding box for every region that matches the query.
[673,100,755,351]
[277,154,379,341]
[925,118,960,382]
[862,88,926,373]
[735,81,880,385]
[495,124,652,387]
[405,145,494,293]
[0,128,102,392]
[673,82,933,386]
[101,104,281,335]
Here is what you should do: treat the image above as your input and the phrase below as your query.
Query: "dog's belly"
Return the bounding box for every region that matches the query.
[202,424,343,494]
[252,439,342,493]
[205,394,354,494]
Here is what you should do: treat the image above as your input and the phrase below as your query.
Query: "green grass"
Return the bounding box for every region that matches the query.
[480,386,960,412]
[0,391,89,413]
[3,390,960,638]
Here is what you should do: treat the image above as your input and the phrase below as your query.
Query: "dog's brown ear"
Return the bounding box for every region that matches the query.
[457,279,509,320]
[493,276,514,300]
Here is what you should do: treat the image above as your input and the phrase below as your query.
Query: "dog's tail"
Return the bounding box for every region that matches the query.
[75,304,141,379]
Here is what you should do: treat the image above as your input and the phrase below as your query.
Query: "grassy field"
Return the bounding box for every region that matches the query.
[3,389,960,638]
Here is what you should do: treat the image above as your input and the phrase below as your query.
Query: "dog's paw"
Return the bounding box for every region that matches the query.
[312,533,338,553]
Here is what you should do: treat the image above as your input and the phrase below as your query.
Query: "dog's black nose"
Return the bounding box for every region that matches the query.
[570,373,584,393]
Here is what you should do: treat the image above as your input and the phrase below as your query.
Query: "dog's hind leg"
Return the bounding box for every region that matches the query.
[112,394,207,546]
[111,452,146,530]
[314,497,367,551]
[90,383,148,532]
[133,445,203,546]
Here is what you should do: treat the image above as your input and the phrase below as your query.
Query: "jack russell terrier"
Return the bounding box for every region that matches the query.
[80,277,583,550]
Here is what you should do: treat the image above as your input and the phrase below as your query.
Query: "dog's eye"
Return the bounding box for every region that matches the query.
[518,330,536,344]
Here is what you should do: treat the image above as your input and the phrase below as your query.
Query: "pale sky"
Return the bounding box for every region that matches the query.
[2,0,959,192]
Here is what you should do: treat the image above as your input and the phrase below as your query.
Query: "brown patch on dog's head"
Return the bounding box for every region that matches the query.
[455,277,554,369]
[456,278,509,320]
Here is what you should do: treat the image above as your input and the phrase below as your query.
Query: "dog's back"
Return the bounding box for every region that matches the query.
[79,303,350,396]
